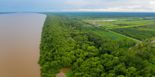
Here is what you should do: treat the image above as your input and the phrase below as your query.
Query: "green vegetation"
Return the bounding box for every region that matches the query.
[112,27,155,41]
[85,18,155,29]
[85,17,155,41]
[39,13,155,77]
[65,70,74,77]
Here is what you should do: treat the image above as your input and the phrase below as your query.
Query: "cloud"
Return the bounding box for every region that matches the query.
[59,0,155,12]
[0,0,155,12]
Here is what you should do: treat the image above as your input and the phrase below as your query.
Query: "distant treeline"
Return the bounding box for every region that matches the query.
[41,12,155,18]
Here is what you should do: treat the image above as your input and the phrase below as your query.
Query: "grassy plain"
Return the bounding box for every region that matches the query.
[85,17,155,41]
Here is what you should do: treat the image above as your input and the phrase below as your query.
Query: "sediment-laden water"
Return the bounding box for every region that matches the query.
[0,13,46,77]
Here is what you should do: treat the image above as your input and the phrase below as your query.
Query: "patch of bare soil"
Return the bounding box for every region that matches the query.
[56,72,65,77]
[56,68,70,77]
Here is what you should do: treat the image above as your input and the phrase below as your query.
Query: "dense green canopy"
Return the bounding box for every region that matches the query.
[39,14,155,77]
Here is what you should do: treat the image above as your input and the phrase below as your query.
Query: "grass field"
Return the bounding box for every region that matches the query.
[84,17,155,41]
[84,18,155,29]
[112,27,155,40]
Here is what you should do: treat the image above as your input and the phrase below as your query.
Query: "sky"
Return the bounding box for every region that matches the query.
[0,0,155,12]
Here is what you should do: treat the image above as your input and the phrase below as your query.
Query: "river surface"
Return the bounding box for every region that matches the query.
[0,13,46,77]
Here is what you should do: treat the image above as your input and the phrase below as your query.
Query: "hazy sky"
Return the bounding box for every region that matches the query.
[0,0,155,12]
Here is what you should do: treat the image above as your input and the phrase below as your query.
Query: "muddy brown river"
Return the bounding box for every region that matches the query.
[0,13,46,77]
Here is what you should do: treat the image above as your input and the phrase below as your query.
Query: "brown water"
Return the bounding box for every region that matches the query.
[0,13,46,77]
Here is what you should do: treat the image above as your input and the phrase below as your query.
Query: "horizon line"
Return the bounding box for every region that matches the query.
[1,11,155,13]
